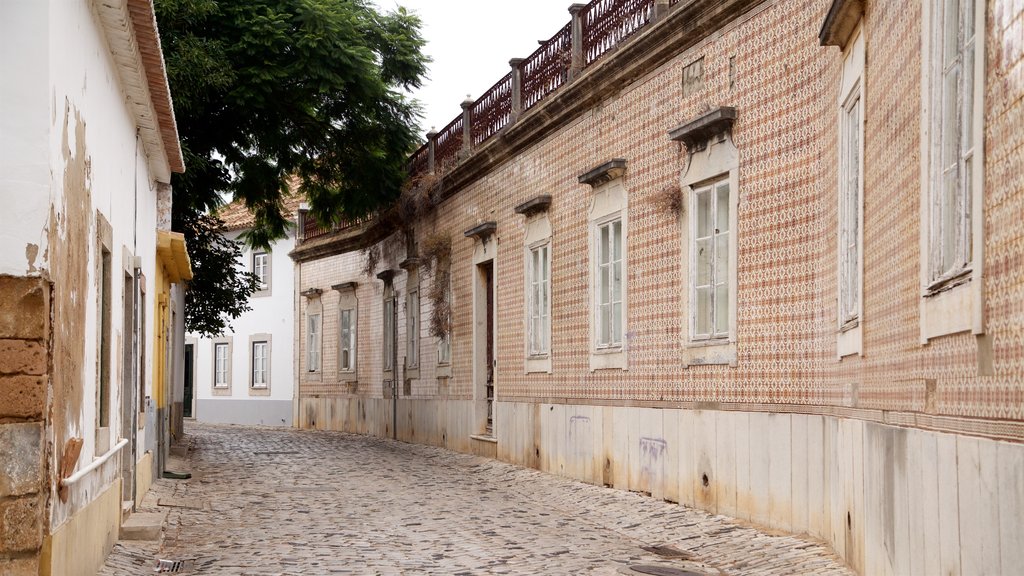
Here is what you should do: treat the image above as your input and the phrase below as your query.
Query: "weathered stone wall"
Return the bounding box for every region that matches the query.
[0,276,51,575]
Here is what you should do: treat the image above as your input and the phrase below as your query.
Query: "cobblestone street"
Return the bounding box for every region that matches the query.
[101,423,854,575]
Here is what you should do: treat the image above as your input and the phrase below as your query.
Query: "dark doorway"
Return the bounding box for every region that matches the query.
[474,260,495,437]
[183,344,194,418]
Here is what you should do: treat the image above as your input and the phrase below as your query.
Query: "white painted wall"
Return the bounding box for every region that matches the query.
[0,0,52,277]
[1,0,165,531]
[191,228,296,425]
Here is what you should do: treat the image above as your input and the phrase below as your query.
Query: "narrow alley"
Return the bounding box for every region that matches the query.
[100,423,853,575]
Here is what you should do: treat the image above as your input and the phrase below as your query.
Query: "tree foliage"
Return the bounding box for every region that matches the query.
[155,0,429,334]
[180,211,261,338]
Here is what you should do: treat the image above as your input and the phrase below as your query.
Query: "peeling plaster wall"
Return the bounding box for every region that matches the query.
[1,1,165,566]
[43,0,164,538]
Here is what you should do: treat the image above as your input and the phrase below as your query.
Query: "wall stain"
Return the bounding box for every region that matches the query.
[25,243,39,274]
[48,99,92,480]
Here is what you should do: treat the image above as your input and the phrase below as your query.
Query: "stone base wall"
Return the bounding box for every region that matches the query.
[195,399,294,427]
[297,397,479,454]
[300,396,1024,575]
[0,276,51,574]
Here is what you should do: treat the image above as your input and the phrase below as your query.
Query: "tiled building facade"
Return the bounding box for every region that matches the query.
[291,0,1024,573]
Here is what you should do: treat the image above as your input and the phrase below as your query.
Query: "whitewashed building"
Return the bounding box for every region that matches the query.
[186,197,300,426]
[0,0,190,574]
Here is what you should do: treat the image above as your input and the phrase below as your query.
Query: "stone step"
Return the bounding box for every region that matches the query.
[119,512,165,541]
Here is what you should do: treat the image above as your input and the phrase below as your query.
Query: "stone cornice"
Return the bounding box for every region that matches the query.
[668,107,737,150]
[514,195,553,216]
[578,159,627,187]
[463,222,497,241]
[818,0,864,48]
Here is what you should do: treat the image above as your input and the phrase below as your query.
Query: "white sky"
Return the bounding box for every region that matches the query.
[373,0,574,139]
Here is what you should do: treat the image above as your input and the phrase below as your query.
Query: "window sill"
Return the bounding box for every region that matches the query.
[406,366,420,380]
[252,289,272,298]
[682,340,736,367]
[212,386,232,397]
[436,363,452,379]
[589,348,626,371]
[249,386,270,397]
[525,355,552,374]
[837,323,862,358]
[924,268,971,297]
[921,279,974,343]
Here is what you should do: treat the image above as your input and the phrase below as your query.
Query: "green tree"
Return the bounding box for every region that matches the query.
[180,211,262,338]
[155,0,429,335]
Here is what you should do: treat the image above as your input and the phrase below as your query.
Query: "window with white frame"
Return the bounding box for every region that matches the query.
[927,0,980,290]
[581,161,628,371]
[214,342,229,388]
[407,288,419,368]
[671,108,738,365]
[383,295,395,371]
[838,28,864,332]
[528,243,551,356]
[340,308,355,372]
[839,97,861,326]
[595,219,623,347]
[691,179,730,341]
[252,340,268,388]
[438,333,451,365]
[253,251,270,293]
[307,313,321,372]
[918,0,984,342]
[437,281,452,365]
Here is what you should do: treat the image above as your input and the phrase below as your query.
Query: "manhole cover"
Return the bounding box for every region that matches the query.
[641,545,694,560]
[628,566,706,576]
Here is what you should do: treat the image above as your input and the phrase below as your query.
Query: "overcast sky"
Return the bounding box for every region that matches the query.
[373,0,574,139]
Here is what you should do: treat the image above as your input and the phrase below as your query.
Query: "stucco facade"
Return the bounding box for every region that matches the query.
[0,0,187,574]
[188,223,297,427]
[291,0,1024,574]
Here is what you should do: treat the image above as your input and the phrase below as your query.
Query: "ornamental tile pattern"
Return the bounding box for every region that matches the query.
[295,0,1024,438]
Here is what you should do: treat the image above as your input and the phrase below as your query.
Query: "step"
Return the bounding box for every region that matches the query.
[119,512,165,541]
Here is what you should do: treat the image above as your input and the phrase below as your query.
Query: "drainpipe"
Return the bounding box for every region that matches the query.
[392,290,398,440]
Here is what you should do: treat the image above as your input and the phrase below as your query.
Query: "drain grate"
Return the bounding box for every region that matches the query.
[628,566,706,576]
[154,558,196,573]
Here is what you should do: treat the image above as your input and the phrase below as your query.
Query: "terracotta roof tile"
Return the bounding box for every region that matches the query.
[217,193,305,232]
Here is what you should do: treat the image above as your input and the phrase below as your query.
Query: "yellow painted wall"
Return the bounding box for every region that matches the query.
[40,480,121,576]
[134,451,153,508]
[154,287,168,410]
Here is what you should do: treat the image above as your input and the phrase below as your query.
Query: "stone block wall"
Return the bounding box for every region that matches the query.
[0,275,51,574]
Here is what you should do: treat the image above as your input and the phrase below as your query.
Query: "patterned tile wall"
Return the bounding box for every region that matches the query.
[296,0,1024,431]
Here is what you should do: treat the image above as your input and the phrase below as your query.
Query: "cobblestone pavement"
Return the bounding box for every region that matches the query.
[101,423,854,576]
